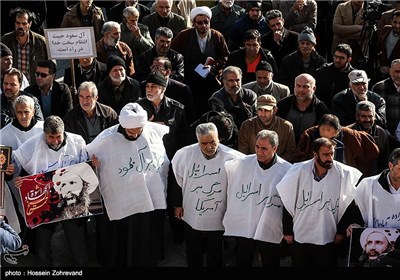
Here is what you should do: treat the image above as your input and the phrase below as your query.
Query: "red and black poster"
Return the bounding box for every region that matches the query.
[0,145,12,209]
[19,161,103,228]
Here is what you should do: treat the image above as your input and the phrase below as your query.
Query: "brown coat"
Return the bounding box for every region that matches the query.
[96,38,135,77]
[294,126,380,177]
[60,3,105,43]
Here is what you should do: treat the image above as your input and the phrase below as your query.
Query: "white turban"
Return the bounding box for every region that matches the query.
[190,6,212,22]
[119,103,148,129]
[53,162,99,197]
[359,228,400,248]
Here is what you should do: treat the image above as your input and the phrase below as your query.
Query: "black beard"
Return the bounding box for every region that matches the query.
[316,156,333,169]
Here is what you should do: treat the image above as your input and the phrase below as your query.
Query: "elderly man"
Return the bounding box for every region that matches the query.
[13,115,92,266]
[96,21,135,77]
[171,6,229,119]
[1,95,44,239]
[145,56,194,123]
[239,94,295,162]
[1,95,44,213]
[97,55,141,114]
[224,130,292,267]
[24,59,73,119]
[137,71,189,244]
[142,0,186,39]
[277,137,363,267]
[332,69,386,129]
[85,102,170,267]
[1,68,43,128]
[209,66,257,129]
[107,0,150,24]
[347,148,400,232]
[120,6,154,58]
[210,0,245,43]
[242,60,290,100]
[0,43,29,93]
[276,73,329,143]
[348,101,389,175]
[63,81,118,144]
[171,122,244,267]
[135,27,184,83]
[1,8,48,84]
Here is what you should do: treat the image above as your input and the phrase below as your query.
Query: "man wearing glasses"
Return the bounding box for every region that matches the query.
[315,43,355,110]
[24,59,73,119]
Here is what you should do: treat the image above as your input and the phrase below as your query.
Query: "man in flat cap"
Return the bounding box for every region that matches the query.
[1,43,30,93]
[171,6,229,120]
[85,102,170,266]
[239,94,296,162]
[97,55,141,114]
[332,69,386,128]
[137,71,190,244]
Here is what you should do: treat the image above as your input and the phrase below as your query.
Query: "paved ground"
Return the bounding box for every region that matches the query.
[1,215,275,269]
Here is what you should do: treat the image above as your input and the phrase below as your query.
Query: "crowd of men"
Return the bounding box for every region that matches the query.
[1,0,400,269]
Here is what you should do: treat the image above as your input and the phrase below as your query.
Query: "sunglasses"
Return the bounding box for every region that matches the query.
[195,19,209,25]
[35,72,50,78]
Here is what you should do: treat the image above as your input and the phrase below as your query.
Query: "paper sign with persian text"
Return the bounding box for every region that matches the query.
[44,27,96,59]
[19,161,103,228]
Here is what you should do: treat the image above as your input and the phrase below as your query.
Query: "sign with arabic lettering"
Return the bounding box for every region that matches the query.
[44,27,96,59]
[19,161,103,228]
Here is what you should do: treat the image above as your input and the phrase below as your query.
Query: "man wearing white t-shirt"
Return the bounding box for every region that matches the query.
[224,130,292,267]
[276,137,362,267]
[85,102,170,267]
[347,148,400,233]
[171,122,244,267]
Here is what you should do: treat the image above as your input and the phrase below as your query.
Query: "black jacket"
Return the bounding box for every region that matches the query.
[332,89,386,129]
[97,77,141,114]
[226,47,278,85]
[63,102,118,144]
[24,81,73,119]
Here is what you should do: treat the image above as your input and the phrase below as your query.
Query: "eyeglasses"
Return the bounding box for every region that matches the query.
[35,72,50,78]
[195,19,209,25]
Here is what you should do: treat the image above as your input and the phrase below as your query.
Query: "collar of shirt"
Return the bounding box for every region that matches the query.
[312,165,328,182]
[386,172,400,194]
[393,81,400,94]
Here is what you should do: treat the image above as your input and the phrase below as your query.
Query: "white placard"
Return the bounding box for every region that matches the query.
[44,27,97,59]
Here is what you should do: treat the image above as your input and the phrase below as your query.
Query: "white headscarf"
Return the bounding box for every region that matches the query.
[119,103,148,129]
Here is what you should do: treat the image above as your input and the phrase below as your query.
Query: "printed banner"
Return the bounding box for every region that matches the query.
[348,227,400,267]
[19,161,103,228]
